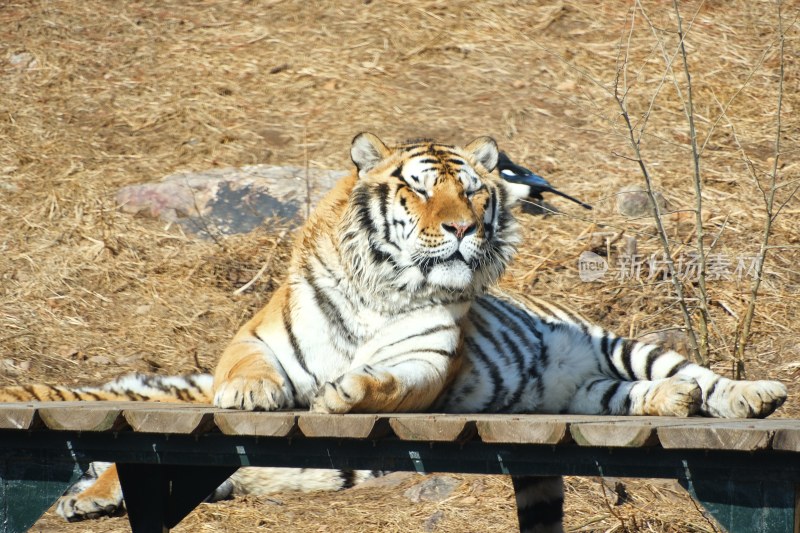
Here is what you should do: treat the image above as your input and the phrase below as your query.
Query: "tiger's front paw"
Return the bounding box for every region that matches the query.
[56,488,123,522]
[710,380,787,418]
[648,375,702,417]
[311,376,367,414]
[214,377,293,411]
[311,365,396,414]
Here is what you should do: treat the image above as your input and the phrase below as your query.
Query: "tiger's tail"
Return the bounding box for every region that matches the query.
[0,373,214,403]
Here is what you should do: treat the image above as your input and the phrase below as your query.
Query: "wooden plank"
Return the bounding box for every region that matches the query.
[475,415,571,445]
[769,421,800,453]
[24,401,213,410]
[0,404,39,430]
[297,413,390,439]
[570,417,713,448]
[389,414,474,442]
[571,418,658,448]
[37,404,128,432]
[658,420,777,451]
[123,407,218,435]
[0,401,216,432]
[214,411,299,437]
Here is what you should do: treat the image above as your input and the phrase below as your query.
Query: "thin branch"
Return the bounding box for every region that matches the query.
[612,4,632,102]
[611,151,641,163]
[528,39,615,98]
[716,102,768,202]
[733,1,786,379]
[674,0,710,365]
[187,180,226,249]
[519,198,691,247]
[303,123,311,219]
[697,11,800,159]
[622,3,637,102]
[614,93,703,364]
[635,0,705,142]
[698,41,777,157]
[708,214,729,251]
[232,228,288,296]
[772,180,800,220]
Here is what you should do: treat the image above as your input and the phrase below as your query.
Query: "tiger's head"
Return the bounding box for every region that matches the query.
[339,132,529,298]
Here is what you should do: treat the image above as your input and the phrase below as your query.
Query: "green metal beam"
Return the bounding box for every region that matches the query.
[0,455,85,533]
[682,477,798,533]
[1,431,797,533]
[1,431,796,482]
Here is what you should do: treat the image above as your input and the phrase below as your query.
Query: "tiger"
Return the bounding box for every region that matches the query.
[0,371,385,521]
[0,133,787,533]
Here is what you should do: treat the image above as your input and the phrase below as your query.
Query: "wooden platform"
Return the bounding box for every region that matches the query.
[1,402,799,532]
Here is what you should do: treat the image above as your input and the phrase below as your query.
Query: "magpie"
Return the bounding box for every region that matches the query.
[497,151,592,210]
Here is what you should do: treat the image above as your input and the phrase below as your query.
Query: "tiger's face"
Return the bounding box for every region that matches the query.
[342,133,523,294]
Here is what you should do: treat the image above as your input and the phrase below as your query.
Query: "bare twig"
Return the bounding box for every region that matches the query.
[772,180,800,220]
[686,487,722,533]
[733,1,787,379]
[673,0,710,365]
[186,179,226,249]
[634,0,705,142]
[232,228,288,296]
[611,9,703,364]
[638,0,710,364]
[303,123,311,219]
[596,477,629,533]
[613,93,703,364]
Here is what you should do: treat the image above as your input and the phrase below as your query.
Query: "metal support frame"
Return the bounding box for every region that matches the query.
[117,463,238,533]
[681,477,797,533]
[0,430,797,533]
[0,451,85,532]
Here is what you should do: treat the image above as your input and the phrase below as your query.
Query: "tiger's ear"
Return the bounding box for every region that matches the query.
[465,136,499,173]
[351,132,391,175]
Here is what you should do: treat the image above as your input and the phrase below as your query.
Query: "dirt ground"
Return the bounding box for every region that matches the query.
[2,1,799,532]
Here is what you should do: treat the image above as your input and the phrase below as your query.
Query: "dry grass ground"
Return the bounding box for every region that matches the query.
[2,1,798,532]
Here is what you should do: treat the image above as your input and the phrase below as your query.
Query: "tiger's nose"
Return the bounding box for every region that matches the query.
[442,221,476,240]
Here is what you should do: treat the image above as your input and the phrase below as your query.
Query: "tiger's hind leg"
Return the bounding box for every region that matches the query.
[655,358,787,418]
[511,475,564,533]
[593,334,787,418]
[568,376,702,416]
[56,463,124,522]
[607,341,788,418]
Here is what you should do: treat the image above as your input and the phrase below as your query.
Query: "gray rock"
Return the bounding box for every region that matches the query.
[423,510,445,531]
[616,185,668,218]
[1,166,19,192]
[117,354,145,365]
[1,359,24,376]
[9,52,37,69]
[638,329,692,355]
[116,165,348,236]
[403,475,460,503]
